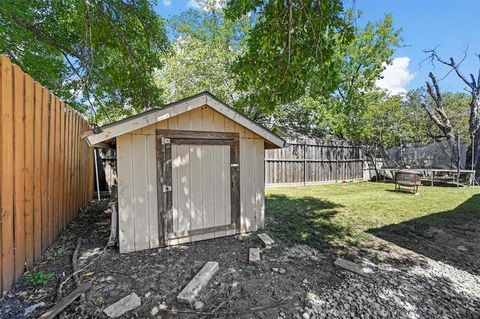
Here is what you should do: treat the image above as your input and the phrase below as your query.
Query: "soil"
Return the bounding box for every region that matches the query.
[1,199,479,319]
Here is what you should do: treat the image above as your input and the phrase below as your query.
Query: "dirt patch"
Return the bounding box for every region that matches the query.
[1,199,479,318]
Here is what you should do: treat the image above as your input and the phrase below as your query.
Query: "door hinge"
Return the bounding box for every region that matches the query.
[163,185,172,192]
[161,137,171,144]
[231,163,239,167]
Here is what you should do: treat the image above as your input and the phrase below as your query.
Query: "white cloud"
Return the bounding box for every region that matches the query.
[376,57,415,95]
[162,0,172,6]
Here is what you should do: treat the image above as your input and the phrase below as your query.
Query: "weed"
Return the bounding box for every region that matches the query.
[25,271,54,286]
[44,244,69,260]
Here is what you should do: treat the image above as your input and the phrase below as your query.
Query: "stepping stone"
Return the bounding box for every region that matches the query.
[249,248,261,262]
[334,258,373,276]
[258,233,275,249]
[103,292,141,318]
[177,261,219,305]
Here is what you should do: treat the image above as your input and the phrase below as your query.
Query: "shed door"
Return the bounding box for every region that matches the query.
[156,130,240,246]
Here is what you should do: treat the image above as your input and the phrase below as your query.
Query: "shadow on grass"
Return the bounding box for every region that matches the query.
[265,194,350,251]
[370,193,480,274]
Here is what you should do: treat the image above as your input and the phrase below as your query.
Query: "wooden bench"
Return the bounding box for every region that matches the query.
[394,170,422,194]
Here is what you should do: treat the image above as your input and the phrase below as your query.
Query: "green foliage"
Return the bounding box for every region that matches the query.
[25,271,54,287]
[0,0,169,123]
[225,0,354,113]
[272,13,402,140]
[44,244,70,260]
[361,89,472,150]
[157,9,251,113]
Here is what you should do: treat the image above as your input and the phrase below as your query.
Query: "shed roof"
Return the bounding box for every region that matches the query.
[85,92,285,149]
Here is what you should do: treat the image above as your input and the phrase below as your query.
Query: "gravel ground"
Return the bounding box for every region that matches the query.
[303,247,480,319]
[0,200,479,319]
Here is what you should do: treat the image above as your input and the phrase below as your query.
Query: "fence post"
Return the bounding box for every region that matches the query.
[303,142,307,186]
[335,144,339,183]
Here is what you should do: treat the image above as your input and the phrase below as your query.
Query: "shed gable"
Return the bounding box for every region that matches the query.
[86,92,285,149]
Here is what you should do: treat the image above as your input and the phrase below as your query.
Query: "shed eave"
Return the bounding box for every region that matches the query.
[86,92,285,148]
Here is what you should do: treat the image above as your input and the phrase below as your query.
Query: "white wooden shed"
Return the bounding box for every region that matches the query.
[86,92,285,253]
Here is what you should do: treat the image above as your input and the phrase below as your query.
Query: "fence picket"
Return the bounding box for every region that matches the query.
[0,56,93,293]
[265,138,365,186]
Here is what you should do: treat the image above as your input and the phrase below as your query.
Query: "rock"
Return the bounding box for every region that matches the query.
[150,306,159,316]
[177,262,219,305]
[103,292,141,318]
[258,233,275,249]
[249,248,261,262]
[144,292,151,298]
[24,302,46,316]
[334,258,373,276]
[302,312,310,319]
[457,245,468,252]
[159,302,168,310]
[194,301,205,311]
[279,268,286,274]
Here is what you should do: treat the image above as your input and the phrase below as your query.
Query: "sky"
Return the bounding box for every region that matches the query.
[154,0,480,94]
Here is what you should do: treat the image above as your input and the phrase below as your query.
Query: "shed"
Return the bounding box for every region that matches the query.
[86,92,285,253]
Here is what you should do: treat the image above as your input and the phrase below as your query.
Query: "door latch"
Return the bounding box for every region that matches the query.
[161,137,171,144]
[163,185,172,192]
[230,163,239,167]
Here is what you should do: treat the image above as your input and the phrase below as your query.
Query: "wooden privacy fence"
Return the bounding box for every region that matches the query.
[265,138,364,186]
[0,56,94,293]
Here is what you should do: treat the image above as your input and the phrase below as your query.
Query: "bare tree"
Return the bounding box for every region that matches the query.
[421,72,456,141]
[424,49,480,175]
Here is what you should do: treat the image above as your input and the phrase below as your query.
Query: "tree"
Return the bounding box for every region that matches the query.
[157,9,250,113]
[224,0,354,113]
[421,72,455,141]
[0,0,169,123]
[271,13,401,140]
[424,50,480,173]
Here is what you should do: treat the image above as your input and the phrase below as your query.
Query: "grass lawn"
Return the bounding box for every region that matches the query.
[265,182,480,250]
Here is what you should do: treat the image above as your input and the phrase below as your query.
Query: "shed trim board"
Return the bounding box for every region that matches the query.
[156,129,240,245]
[85,92,285,149]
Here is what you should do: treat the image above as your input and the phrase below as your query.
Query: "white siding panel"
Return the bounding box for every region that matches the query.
[175,144,191,233]
[132,135,150,251]
[146,135,159,247]
[117,135,135,253]
[254,139,265,230]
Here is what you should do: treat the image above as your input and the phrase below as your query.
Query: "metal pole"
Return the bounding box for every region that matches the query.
[94,148,101,201]
[457,135,460,187]
[472,134,476,186]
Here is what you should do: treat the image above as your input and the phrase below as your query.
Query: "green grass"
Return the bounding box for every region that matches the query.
[266,182,480,249]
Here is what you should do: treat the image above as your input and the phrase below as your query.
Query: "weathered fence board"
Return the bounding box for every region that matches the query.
[265,138,364,186]
[0,56,94,293]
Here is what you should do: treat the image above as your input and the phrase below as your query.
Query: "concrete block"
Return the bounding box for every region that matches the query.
[258,233,275,249]
[249,248,260,262]
[177,261,219,305]
[103,292,141,318]
[334,258,373,276]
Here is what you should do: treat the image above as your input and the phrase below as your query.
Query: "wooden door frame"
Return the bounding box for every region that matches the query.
[156,129,240,246]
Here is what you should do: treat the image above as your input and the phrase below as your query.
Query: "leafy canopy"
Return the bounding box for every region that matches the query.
[157,8,251,114]
[224,0,354,113]
[0,0,169,123]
